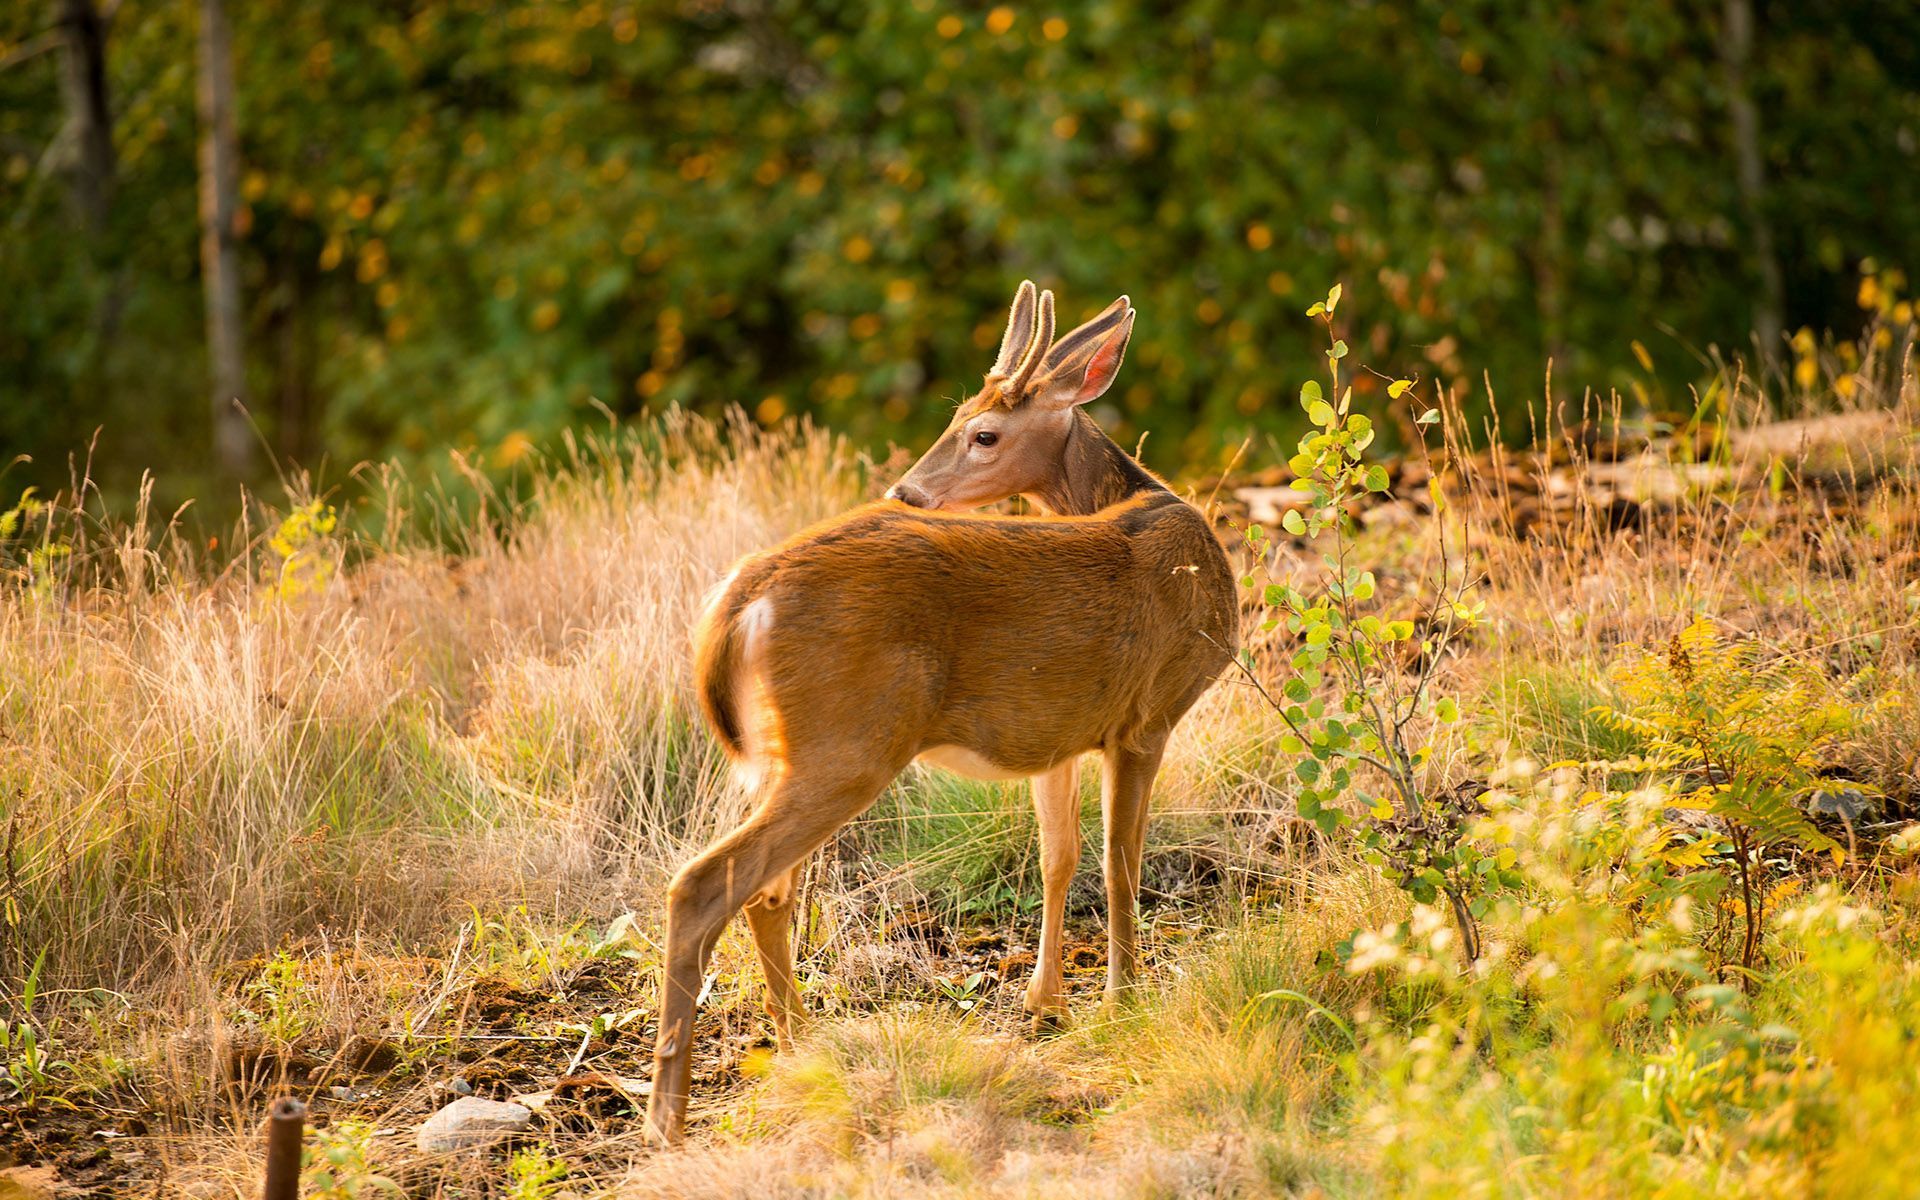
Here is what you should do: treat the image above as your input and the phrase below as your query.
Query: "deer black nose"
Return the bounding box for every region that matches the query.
[887,483,931,508]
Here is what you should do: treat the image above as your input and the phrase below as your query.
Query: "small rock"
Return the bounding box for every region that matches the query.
[447,1076,474,1097]
[329,1085,364,1102]
[415,1096,533,1154]
[1807,788,1877,822]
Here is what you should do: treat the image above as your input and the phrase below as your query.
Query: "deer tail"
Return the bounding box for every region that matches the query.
[692,574,751,760]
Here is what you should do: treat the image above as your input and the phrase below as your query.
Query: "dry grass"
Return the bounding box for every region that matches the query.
[2,363,1918,1197]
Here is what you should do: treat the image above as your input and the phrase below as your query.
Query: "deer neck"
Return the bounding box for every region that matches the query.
[1028,410,1167,517]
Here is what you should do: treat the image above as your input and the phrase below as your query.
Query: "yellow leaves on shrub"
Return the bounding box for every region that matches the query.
[265,501,339,603]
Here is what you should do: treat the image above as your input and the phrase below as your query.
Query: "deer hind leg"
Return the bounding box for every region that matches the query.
[1100,737,1166,1006]
[1024,757,1081,1024]
[645,763,893,1143]
[742,865,802,1052]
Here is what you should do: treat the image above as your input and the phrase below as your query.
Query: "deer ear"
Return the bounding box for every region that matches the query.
[990,280,1039,379]
[1039,307,1134,409]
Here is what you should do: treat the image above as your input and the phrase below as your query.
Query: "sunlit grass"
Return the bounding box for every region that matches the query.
[2,385,1918,1197]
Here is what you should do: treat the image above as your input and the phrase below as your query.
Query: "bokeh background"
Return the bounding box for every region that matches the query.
[4,0,1918,514]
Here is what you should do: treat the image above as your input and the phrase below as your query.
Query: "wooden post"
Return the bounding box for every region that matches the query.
[262,1096,305,1200]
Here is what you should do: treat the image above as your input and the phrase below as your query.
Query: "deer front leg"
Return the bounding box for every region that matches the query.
[1024,757,1081,1024]
[743,866,802,1052]
[1100,740,1165,1005]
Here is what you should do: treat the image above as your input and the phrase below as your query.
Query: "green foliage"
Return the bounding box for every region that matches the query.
[934,970,989,1014]
[1241,285,1506,963]
[303,1120,401,1200]
[468,907,612,998]
[5,4,1919,511]
[1,955,72,1110]
[1572,617,1884,984]
[861,770,1090,923]
[238,951,320,1048]
[0,1019,67,1110]
[505,1144,570,1200]
[0,489,71,596]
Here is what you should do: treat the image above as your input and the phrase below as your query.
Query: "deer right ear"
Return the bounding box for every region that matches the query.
[990,280,1039,379]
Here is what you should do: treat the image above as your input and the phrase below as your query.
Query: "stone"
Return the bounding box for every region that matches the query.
[414,1096,534,1154]
[1806,788,1877,823]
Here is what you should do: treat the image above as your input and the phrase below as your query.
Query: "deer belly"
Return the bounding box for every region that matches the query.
[915,744,1029,781]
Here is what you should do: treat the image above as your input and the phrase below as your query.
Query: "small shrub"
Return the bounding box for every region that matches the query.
[1579,617,1874,984]
[238,951,321,1048]
[303,1120,400,1199]
[264,500,340,602]
[1239,283,1509,963]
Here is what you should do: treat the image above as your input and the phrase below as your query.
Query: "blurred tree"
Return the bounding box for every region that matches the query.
[54,0,114,232]
[195,0,251,476]
[0,0,1915,514]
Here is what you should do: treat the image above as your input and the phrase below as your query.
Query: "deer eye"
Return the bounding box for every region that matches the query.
[972,430,999,447]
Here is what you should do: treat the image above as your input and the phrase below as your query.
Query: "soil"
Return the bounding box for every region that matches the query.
[0,913,1182,1197]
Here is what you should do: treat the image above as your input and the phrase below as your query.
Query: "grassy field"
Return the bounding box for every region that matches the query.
[3,367,1919,1197]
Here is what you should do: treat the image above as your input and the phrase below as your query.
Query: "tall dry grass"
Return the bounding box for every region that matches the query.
[0,411,866,995]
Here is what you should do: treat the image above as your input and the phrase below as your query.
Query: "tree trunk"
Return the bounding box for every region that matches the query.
[195,0,253,477]
[53,0,113,233]
[1721,0,1786,374]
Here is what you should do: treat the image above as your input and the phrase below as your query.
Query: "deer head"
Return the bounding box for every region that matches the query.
[886,281,1135,512]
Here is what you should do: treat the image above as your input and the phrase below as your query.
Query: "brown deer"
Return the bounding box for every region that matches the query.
[645,281,1238,1141]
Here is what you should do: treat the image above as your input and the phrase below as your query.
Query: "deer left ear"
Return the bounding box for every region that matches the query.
[1038,308,1134,409]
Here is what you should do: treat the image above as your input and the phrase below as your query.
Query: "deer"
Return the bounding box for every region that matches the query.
[645,281,1238,1141]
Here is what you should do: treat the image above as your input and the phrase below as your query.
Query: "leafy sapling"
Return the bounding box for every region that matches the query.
[1238,283,1509,965]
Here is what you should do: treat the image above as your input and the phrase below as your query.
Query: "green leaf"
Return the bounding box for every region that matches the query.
[1300,380,1323,406]
[1387,379,1413,399]
[1305,301,1326,317]
[1328,340,1349,360]
[1281,510,1306,536]
[1435,697,1459,724]
[1364,465,1390,492]
[1416,409,1441,427]
[1308,399,1336,427]
[1325,283,1342,313]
